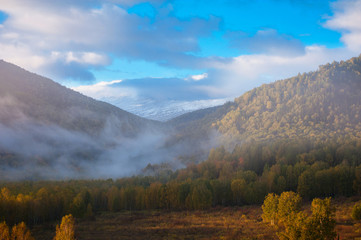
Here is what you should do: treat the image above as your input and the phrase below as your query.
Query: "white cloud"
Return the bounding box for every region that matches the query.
[201,0,361,97]
[1,0,360,102]
[226,29,305,57]
[325,0,361,52]
[72,79,136,99]
[0,0,219,81]
[187,73,208,81]
[207,45,357,97]
[53,51,111,65]
[95,79,123,86]
[0,42,47,69]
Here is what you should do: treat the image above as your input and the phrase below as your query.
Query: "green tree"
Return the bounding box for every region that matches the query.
[304,198,336,240]
[211,179,232,206]
[278,211,307,240]
[277,191,302,224]
[261,193,279,225]
[84,203,94,220]
[231,179,247,205]
[186,183,212,210]
[298,170,315,199]
[354,166,361,195]
[145,182,162,209]
[54,214,75,240]
[106,186,121,212]
[351,202,361,220]
[70,193,87,218]
[276,176,287,194]
[262,192,304,240]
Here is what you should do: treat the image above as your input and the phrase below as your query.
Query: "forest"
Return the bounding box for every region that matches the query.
[0,136,361,238]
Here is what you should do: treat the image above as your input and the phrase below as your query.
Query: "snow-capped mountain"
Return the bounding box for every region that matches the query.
[73,77,231,121]
[99,96,229,121]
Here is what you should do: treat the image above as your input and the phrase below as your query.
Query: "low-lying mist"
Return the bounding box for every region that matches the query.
[0,108,218,181]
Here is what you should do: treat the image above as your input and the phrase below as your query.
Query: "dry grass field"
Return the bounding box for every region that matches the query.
[32,198,361,240]
[75,206,276,240]
[334,198,361,240]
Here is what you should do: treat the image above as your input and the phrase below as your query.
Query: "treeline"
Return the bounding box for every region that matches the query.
[1,138,361,226]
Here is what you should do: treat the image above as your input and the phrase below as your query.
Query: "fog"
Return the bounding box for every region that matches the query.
[0,107,217,181]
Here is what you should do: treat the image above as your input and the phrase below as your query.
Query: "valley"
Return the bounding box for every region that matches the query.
[1,55,361,239]
[1,0,361,239]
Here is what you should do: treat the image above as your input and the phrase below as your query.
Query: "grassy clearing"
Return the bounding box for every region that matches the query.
[31,198,361,240]
[74,206,276,240]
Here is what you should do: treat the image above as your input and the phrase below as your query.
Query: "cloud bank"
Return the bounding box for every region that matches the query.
[0,0,361,104]
[0,0,220,81]
[203,0,361,97]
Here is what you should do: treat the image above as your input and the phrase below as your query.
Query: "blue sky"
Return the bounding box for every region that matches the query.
[0,0,360,104]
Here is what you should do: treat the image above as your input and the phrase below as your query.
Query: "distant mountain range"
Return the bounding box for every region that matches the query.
[1,55,361,179]
[73,77,230,121]
[99,96,229,121]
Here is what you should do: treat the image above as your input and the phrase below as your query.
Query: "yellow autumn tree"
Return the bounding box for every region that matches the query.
[11,222,34,240]
[53,214,75,240]
[0,221,10,240]
[261,193,279,225]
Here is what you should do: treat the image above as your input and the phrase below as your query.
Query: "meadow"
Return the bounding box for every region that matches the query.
[31,197,361,240]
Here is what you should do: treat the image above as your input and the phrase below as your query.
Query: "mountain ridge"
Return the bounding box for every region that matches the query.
[172,55,361,148]
[0,59,160,137]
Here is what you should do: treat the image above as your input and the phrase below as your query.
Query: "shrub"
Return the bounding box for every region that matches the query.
[351,202,361,220]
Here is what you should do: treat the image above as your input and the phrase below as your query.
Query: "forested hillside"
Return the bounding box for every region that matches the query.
[216,55,361,146]
[172,55,361,148]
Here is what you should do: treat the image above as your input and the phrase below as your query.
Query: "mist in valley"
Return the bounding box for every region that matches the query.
[0,97,218,180]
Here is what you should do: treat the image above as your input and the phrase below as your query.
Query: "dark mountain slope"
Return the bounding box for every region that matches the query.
[167,104,226,131]
[0,60,158,137]
[0,60,167,180]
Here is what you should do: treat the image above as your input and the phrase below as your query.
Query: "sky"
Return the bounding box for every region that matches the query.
[0,0,361,118]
